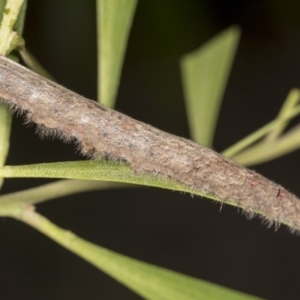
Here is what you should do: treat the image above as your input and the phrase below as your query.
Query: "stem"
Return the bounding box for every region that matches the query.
[0,0,25,189]
[221,105,300,158]
[0,0,24,55]
[0,179,128,206]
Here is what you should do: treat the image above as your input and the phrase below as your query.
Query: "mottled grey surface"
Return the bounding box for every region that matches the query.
[1,55,300,232]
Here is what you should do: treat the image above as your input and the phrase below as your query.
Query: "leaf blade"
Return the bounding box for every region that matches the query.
[181,26,240,147]
[0,0,27,189]
[0,160,203,198]
[96,0,138,107]
[17,210,261,300]
[265,88,300,141]
[232,124,300,166]
[222,104,300,158]
[0,105,11,189]
[0,179,127,206]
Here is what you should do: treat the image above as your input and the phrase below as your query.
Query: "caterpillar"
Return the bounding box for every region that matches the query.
[1,55,300,232]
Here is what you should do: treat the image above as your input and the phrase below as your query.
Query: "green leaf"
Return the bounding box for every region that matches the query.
[96,0,137,107]
[265,89,300,142]
[14,0,27,36]
[0,160,203,197]
[0,105,11,189]
[15,210,261,300]
[181,27,240,147]
[66,240,261,300]
[0,1,5,19]
[0,179,127,206]
[232,123,300,166]
[19,48,55,80]
[0,0,26,55]
[222,104,300,159]
[0,0,27,189]
[225,89,300,166]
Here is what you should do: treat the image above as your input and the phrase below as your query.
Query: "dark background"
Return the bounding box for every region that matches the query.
[1,0,300,299]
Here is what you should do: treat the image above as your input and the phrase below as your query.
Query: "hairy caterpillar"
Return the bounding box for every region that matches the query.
[0,55,300,232]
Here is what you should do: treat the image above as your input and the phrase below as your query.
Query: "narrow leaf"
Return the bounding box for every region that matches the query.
[96,0,137,107]
[0,0,27,189]
[232,123,300,166]
[0,160,203,198]
[0,179,127,206]
[14,0,27,35]
[181,26,240,147]
[2,159,300,231]
[0,105,11,189]
[222,105,300,158]
[265,88,300,141]
[18,210,261,300]
[19,48,55,80]
[0,0,25,55]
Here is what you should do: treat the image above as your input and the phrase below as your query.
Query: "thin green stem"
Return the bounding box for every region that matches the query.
[19,48,55,80]
[0,0,24,55]
[0,0,25,189]
[0,179,128,206]
[222,104,300,158]
[265,89,300,142]
[0,105,11,188]
[0,201,28,218]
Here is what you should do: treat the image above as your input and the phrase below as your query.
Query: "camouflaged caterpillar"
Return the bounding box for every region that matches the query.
[1,55,300,232]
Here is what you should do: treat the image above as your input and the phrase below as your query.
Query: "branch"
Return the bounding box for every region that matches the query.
[0,55,300,232]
